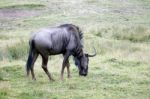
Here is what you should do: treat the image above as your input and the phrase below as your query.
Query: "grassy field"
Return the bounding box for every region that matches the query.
[0,0,150,99]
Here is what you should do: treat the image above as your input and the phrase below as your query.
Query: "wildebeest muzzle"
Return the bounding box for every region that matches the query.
[79,69,88,76]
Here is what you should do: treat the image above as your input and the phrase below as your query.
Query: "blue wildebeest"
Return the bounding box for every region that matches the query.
[26,24,96,81]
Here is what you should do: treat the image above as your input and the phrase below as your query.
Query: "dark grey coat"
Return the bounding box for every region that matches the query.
[30,25,82,56]
[26,24,96,81]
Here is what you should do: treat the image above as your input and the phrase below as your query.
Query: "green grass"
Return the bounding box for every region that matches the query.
[0,40,28,61]
[0,3,45,10]
[0,0,150,99]
[0,60,150,99]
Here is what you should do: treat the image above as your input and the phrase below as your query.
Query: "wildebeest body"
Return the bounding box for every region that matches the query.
[26,24,96,81]
[31,26,81,55]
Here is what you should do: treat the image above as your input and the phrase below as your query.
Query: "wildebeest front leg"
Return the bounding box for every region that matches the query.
[66,60,71,78]
[42,56,54,81]
[61,51,71,80]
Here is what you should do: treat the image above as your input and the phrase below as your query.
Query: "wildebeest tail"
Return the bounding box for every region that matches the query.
[26,40,35,76]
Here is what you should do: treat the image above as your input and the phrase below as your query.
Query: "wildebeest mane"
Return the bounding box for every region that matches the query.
[58,24,83,40]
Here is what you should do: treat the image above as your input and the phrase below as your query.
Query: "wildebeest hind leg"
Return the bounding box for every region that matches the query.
[42,55,54,81]
[31,52,39,80]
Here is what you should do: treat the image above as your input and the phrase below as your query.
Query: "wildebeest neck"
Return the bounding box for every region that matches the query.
[59,24,83,40]
[73,44,83,58]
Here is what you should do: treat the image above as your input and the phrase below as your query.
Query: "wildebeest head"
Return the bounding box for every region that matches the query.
[74,47,96,76]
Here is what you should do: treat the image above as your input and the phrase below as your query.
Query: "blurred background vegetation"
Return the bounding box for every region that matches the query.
[0,0,150,99]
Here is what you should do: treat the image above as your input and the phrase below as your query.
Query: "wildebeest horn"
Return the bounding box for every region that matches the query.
[88,47,97,57]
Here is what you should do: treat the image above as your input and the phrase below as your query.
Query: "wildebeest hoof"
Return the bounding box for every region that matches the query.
[68,75,72,78]
[49,78,55,81]
[60,77,64,81]
[32,78,36,81]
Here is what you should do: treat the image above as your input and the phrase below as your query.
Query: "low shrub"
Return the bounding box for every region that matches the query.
[6,40,28,61]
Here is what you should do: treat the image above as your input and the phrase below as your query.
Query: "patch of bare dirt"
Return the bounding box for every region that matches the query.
[0,9,42,19]
[0,8,45,32]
